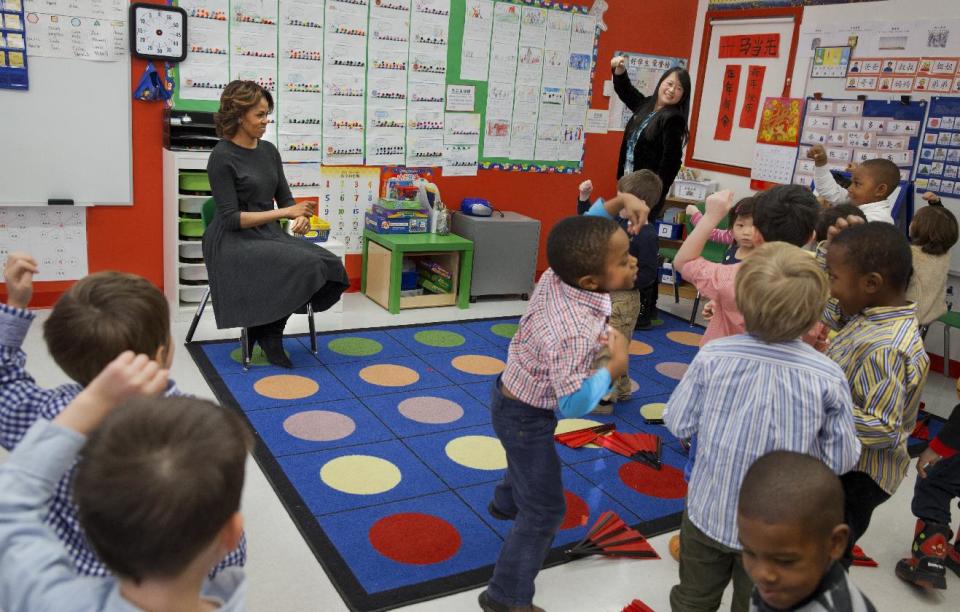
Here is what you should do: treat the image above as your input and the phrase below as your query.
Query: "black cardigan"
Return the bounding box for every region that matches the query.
[613,71,686,215]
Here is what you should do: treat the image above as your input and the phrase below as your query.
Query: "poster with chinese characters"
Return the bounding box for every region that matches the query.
[608,51,688,131]
[319,166,379,253]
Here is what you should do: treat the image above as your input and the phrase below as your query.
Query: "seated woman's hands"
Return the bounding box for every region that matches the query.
[290,216,310,235]
[284,200,316,220]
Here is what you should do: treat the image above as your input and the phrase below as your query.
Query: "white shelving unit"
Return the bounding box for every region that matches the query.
[162,149,346,323]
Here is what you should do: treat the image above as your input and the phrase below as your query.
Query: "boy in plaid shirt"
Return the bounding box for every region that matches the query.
[0,252,246,577]
[479,194,648,612]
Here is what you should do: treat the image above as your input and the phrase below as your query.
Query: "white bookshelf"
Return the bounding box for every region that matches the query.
[162,149,345,321]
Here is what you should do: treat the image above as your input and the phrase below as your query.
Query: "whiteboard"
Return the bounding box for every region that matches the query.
[690,16,797,170]
[0,54,131,206]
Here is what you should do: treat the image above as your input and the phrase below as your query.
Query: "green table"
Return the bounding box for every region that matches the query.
[361,230,474,314]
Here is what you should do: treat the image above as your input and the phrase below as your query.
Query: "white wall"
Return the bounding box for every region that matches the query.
[688,0,960,360]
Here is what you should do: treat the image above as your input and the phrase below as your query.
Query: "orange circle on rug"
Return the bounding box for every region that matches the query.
[666,331,703,347]
[320,455,402,495]
[629,340,654,356]
[560,490,590,530]
[359,364,420,387]
[253,375,319,400]
[618,461,687,499]
[450,355,506,376]
[369,513,461,565]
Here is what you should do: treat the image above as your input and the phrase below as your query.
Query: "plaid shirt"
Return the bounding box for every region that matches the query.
[502,268,611,409]
[0,303,246,577]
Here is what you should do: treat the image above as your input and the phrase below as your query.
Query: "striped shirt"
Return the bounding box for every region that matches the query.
[502,268,611,409]
[0,303,246,577]
[664,334,860,549]
[823,299,929,495]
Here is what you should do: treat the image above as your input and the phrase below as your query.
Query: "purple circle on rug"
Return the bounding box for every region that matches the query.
[283,410,356,442]
[656,362,688,380]
[398,396,464,424]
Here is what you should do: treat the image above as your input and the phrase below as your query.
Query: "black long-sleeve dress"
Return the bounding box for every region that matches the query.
[203,139,349,329]
[613,70,686,217]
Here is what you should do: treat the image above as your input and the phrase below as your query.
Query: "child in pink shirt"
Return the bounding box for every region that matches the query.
[674,185,820,346]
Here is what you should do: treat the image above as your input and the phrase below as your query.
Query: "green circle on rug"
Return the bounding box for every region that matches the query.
[328,337,383,357]
[230,346,287,366]
[414,330,465,348]
[491,323,519,339]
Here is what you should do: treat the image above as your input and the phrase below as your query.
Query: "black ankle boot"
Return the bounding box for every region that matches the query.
[259,333,292,368]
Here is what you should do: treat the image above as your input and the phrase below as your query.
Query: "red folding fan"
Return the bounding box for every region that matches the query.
[622,600,655,612]
[554,423,616,448]
[566,511,659,560]
[596,432,662,470]
[851,545,878,568]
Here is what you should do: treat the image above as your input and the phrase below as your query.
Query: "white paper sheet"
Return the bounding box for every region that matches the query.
[752,144,798,185]
[446,84,476,112]
[0,207,87,281]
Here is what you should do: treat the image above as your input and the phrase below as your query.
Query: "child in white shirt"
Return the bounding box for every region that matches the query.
[807,144,900,224]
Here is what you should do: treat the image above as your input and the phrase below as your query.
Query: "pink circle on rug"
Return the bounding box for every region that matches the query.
[398,396,465,424]
[656,362,688,380]
[282,410,356,442]
[619,462,688,499]
[369,513,461,565]
[560,490,590,530]
[630,378,640,393]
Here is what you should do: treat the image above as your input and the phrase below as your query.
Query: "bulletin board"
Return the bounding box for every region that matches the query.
[915,95,960,199]
[687,8,803,177]
[446,0,600,174]
[170,0,600,174]
[791,96,926,186]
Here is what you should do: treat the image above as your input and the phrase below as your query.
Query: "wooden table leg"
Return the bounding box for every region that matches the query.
[388,246,404,314]
[457,247,473,309]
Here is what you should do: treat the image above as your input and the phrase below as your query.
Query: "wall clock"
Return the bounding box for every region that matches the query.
[129,3,188,62]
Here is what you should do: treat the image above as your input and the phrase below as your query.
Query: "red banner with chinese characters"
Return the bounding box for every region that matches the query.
[715,64,741,141]
[718,34,780,59]
[739,65,766,129]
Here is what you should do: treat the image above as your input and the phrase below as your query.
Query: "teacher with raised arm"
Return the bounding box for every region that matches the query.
[204,80,349,369]
[611,56,691,218]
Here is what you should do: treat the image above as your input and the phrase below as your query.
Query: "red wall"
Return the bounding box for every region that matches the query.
[5,0,699,306]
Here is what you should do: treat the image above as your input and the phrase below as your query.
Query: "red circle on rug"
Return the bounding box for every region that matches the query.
[618,462,688,499]
[560,490,590,530]
[369,513,461,565]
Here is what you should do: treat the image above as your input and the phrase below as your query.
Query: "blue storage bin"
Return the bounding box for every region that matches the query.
[655,221,683,240]
[401,269,419,291]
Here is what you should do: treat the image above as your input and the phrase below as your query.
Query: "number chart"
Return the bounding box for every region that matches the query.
[319,166,379,253]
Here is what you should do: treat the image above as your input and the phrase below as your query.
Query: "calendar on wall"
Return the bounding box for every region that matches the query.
[750,97,804,187]
[319,166,379,253]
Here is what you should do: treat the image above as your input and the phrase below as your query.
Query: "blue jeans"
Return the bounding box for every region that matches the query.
[485,380,566,607]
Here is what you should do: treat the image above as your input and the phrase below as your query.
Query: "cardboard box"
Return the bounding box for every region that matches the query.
[364,211,429,234]
[659,261,683,285]
[672,179,718,201]
[656,221,683,240]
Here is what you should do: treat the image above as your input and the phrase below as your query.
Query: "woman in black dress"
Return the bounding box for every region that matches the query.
[204,81,349,368]
[611,58,691,329]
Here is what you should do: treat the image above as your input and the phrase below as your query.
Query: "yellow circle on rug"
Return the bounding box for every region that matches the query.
[666,331,703,347]
[253,375,319,400]
[359,364,420,387]
[629,340,654,356]
[555,418,605,449]
[445,435,507,470]
[640,402,667,421]
[451,355,506,376]
[320,455,402,495]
